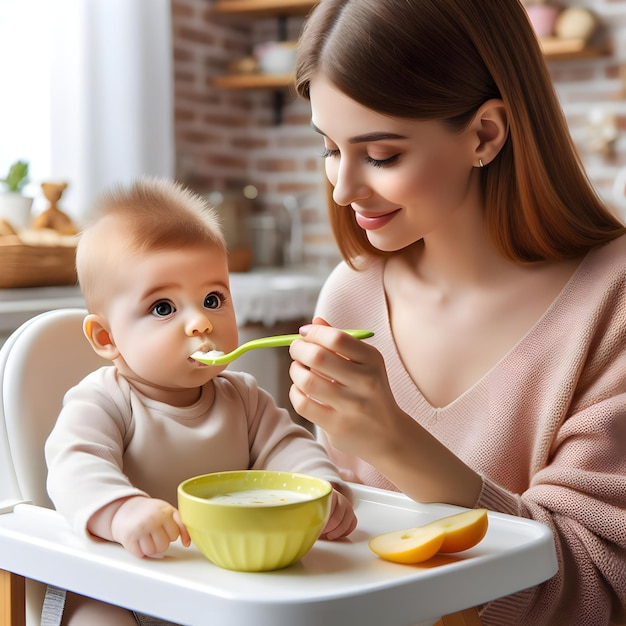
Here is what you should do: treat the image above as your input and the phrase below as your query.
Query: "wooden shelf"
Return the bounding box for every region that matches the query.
[213,38,608,90]
[212,73,294,89]
[209,15,610,124]
[213,0,316,17]
[540,37,609,61]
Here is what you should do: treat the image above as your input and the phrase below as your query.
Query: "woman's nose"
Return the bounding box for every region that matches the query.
[331,159,370,207]
[186,311,213,336]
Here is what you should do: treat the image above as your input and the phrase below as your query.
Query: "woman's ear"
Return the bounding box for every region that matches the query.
[469,98,509,167]
[83,314,119,360]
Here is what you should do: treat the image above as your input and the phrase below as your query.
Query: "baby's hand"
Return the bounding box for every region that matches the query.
[319,489,357,541]
[110,496,191,558]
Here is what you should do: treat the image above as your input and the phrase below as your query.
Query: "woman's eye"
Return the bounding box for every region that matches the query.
[321,146,399,168]
[366,154,400,168]
[321,147,339,158]
[204,292,225,310]
[151,301,175,317]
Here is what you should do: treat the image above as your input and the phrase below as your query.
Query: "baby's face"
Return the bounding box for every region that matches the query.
[102,244,238,405]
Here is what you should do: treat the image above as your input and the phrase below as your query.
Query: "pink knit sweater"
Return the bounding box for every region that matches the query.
[315,236,626,626]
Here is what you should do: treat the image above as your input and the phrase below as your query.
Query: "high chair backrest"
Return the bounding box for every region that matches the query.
[0,308,108,508]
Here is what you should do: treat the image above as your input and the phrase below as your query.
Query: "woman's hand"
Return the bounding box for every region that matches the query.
[289,318,403,461]
[289,319,482,507]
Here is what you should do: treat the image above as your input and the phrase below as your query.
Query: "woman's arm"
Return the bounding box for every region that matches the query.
[289,322,483,507]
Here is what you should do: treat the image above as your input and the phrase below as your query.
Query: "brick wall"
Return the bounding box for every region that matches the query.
[172,0,626,269]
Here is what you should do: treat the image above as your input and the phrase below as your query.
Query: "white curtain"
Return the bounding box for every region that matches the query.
[0,0,174,222]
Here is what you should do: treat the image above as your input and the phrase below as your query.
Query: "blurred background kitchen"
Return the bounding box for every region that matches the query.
[1,0,626,417]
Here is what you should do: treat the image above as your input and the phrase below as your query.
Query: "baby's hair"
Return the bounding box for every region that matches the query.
[77,177,225,310]
[87,177,224,251]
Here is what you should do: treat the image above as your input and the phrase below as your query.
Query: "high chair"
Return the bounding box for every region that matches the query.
[0,309,557,626]
[0,308,108,625]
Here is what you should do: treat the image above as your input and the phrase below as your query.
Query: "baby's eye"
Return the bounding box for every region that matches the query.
[204,291,226,310]
[151,300,175,317]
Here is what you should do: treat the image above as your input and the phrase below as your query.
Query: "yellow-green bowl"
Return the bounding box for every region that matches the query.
[178,470,332,572]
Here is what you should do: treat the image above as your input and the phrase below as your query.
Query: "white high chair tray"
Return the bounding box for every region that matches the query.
[0,484,557,626]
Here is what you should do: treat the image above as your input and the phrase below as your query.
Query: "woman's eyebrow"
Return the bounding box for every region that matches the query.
[310,121,407,144]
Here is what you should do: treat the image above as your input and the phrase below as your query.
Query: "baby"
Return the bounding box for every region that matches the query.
[44,177,356,626]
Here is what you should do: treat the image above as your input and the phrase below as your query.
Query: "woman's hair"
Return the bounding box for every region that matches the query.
[77,177,225,308]
[295,0,625,265]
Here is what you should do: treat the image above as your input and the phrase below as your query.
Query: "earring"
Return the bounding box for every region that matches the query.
[479,159,484,168]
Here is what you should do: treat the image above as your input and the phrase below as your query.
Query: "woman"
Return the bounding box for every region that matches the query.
[288,1,626,624]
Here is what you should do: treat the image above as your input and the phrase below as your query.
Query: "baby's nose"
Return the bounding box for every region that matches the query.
[186,312,213,335]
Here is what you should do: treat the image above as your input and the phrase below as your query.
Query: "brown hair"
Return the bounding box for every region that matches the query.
[77,177,225,309]
[295,0,625,265]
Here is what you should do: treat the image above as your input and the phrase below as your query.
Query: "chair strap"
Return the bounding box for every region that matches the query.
[40,585,66,626]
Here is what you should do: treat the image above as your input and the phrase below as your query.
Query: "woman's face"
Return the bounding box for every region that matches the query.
[309,76,482,252]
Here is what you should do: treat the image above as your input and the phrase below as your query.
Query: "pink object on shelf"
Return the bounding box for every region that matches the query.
[526,5,561,38]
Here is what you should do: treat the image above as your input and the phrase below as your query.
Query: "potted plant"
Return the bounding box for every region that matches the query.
[523,0,562,38]
[0,160,34,231]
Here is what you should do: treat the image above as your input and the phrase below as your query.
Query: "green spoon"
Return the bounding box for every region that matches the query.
[190,329,374,365]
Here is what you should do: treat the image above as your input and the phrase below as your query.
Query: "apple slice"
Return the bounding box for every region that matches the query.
[369,523,446,564]
[369,508,488,564]
[437,508,489,553]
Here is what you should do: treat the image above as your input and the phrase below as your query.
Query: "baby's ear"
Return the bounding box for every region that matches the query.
[83,314,119,360]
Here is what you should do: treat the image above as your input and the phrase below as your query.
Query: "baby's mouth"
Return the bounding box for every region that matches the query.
[189,346,225,363]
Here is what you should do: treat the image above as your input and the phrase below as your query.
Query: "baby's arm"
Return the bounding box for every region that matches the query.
[319,489,357,541]
[88,495,191,558]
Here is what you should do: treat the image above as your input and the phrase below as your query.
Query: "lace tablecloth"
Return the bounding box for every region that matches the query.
[229,270,326,327]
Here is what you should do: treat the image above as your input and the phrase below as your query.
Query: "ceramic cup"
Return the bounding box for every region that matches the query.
[254,41,297,75]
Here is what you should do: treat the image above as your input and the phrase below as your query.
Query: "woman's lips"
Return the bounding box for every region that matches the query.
[354,208,400,231]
